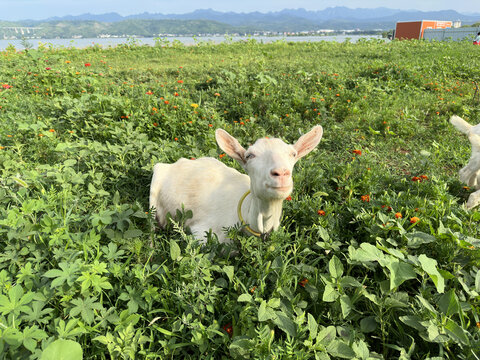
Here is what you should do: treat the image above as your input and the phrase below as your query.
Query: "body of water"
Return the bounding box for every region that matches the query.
[0,35,386,50]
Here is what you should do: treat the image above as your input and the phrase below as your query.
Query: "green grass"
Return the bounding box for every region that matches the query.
[1,38,480,359]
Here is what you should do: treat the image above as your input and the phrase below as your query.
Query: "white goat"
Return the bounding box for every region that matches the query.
[450,115,480,209]
[149,126,323,243]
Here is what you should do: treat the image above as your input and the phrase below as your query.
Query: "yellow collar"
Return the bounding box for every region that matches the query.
[237,190,262,237]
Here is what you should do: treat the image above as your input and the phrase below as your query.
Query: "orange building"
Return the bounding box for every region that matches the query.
[394,20,453,40]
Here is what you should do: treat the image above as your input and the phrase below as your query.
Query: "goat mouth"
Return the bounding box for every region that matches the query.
[267,185,292,192]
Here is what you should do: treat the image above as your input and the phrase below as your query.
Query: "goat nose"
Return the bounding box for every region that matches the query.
[270,168,291,177]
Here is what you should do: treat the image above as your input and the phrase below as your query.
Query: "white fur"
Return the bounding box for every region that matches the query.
[450,115,480,209]
[149,126,323,243]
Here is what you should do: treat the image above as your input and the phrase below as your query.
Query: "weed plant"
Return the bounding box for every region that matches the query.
[1,38,480,359]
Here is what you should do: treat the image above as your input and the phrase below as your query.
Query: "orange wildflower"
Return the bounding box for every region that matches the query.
[395,212,402,219]
[361,195,370,202]
[285,196,292,201]
[49,129,55,132]
[299,278,308,287]
[410,217,420,224]
[317,210,326,216]
[177,80,184,84]
[352,149,362,155]
[223,323,233,337]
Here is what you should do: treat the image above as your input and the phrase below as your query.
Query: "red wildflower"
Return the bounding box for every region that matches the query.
[84,63,91,67]
[45,67,51,70]
[411,176,421,182]
[352,149,362,155]
[223,323,233,337]
[299,278,308,287]
[361,195,370,202]
[317,210,326,216]
[2,84,12,89]
[420,175,429,180]
[146,91,153,95]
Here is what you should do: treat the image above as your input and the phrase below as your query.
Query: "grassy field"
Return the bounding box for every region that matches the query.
[1,38,480,359]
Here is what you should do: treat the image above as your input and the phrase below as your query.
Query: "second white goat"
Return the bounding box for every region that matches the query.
[149,126,323,242]
[450,115,480,209]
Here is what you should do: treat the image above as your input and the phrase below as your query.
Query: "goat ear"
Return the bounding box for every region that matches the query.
[293,125,323,159]
[215,129,247,164]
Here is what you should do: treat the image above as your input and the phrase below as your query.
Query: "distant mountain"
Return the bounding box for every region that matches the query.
[37,7,479,29]
[45,12,125,22]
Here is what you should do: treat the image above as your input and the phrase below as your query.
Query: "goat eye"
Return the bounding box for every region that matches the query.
[246,153,255,160]
[291,152,297,158]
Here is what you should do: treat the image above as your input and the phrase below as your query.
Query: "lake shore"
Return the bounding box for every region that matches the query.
[0,34,386,50]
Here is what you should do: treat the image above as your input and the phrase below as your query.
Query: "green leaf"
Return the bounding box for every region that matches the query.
[223,266,234,282]
[386,258,417,289]
[69,297,103,324]
[0,285,35,317]
[317,326,336,346]
[405,232,436,248]
[237,294,252,302]
[123,229,143,239]
[418,254,445,293]
[350,243,385,263]
[267,298,281,309]
[322,284,339,302]
[22,325,47,353]
[44,262,79,288]
[327,339,356,359]
[438,290,460,316]
[475,271,480,292]
[258,300,275,321]
[170,239,181,261]
[41,339,83,360]
[307,313,318,339]
[229,336,254,359]
[360,316,377,333]
[444,319,469,345]
[399,315,426,331]
[340,295,353,318]
[273,311,296,337]
[352,340,370,360]
[329,255,344,278]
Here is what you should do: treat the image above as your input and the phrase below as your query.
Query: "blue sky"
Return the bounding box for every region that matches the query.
[1,0,478,21]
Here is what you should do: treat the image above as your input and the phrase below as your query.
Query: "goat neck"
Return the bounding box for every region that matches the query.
[241,191,284,235]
